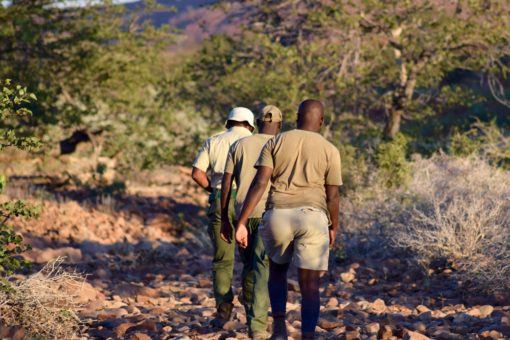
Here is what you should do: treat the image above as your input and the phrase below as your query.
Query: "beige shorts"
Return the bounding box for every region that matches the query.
[260,207,330,271]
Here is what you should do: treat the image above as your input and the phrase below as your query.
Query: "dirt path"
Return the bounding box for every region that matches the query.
[6,175,510,339]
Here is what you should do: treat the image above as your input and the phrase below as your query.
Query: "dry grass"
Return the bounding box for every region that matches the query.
[396,155,510,292]
[344,155,510,293]
[0,258,85,339]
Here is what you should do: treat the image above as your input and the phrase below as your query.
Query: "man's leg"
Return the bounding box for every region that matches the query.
[239,218,269,338]
[208,191,236,326]
[298,269,321,338]
[269,259,289,339]
[293,207,330,339]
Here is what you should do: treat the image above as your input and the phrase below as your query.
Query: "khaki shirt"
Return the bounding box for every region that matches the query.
[256,129,342,214]
[193,126,252,190]
[224,134,273,219]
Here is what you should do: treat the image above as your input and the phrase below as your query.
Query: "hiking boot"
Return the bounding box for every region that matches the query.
[210,302,234,328]
[270,315,287,340]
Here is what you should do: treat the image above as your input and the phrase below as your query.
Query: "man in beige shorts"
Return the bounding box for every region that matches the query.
[235,99,342,340]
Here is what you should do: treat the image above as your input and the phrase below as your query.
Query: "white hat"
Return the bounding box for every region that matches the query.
[226,107,255,128]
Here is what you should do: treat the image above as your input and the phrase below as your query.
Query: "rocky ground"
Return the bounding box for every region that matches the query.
[3,167,510,340]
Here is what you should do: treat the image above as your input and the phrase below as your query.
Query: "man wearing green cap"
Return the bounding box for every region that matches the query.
[192,107,255,327]
[220,105,283,339]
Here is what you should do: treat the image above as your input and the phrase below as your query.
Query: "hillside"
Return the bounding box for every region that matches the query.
[126,0,240,51]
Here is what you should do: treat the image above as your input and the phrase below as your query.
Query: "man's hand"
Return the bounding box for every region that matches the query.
[329,228,337,248]
[220,220,233,243]
[235,222,249,249]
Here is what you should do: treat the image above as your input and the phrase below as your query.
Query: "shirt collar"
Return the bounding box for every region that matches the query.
[228,126,252,135]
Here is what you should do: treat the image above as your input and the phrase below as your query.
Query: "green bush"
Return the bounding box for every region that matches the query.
[449,120,510,169]
[0,80,40,285]
[376,133,411,189]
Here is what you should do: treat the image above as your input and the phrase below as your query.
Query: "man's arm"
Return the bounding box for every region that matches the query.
[235,166,272,248]
[191,167,212,192]
[325,184,340,248]
[220,171,234,242]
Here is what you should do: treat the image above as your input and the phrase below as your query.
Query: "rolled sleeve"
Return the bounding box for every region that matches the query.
[255,138,275,169]
[326,148,342,186]
[193,139,210,172]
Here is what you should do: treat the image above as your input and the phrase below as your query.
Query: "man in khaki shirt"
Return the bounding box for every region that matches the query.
[191,107,255,327]
[220,105,282,339]
[235,100,342,340]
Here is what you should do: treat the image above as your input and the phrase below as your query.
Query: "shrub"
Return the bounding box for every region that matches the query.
[343,155,510,293]
[393,155,510,293]
[449,120,510,169]
[0,79,40,279]
[376,133,411,189]
[0,258,84,339]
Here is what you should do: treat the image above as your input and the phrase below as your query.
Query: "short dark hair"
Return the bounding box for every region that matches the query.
[226,120,252,129]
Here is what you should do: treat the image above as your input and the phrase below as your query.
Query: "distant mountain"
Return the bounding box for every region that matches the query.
[125,0,240,52]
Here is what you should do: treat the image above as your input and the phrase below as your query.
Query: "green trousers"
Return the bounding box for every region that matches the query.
[238,218,270,333]
[207,191,269,333]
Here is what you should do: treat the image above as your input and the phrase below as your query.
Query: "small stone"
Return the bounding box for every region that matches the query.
[379,325,393,339]
[479,305,494,318]
[129,320,158,333]
[404,331,431,340]
[416,305,431,314]
[371,298,386,314]
[368,278,377,286]
[345,330,360,340]
[114,323,135,338]
[365,322,380,334]
[223,320,243,331]
[162,326,172,332]
[341,272,355,283]
[129,333,151,340]
[138,286,159,298]
[467,308,481,317]
[326,297,339,308]
[480,330,503,339]
[201,309,214,317]
[317,318,343,330]
[97,308,128,320]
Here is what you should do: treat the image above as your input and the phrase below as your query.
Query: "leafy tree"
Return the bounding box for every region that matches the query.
[210,0,510,139]
[0,80,41,283]
[0,0,178,170]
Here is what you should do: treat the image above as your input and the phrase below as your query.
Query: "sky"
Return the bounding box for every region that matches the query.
[1,0,138,6]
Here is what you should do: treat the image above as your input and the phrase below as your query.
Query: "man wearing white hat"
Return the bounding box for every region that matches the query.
[192,107,255,327]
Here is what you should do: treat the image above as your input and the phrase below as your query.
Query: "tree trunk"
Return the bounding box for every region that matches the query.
[384,108,402,140]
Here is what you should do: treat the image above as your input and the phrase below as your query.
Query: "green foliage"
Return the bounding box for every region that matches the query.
[195,0,510,141]
[449,120,510,168]
[376,134,411,189]
[0,80,41,151]
[0,79,40,281]
[0,1,180,171]
[0,224,32,278]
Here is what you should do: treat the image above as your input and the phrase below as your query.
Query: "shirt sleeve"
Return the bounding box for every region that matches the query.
[192,138,210,172]
[325,147,343,186]
[255,137,275,169]
[224,143,236,175]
